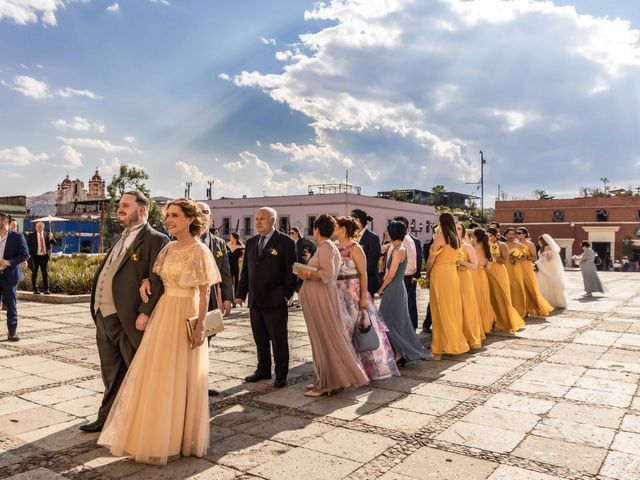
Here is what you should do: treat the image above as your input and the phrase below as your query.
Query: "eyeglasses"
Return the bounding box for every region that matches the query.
[289,231,295,235]
[202,211,211,215]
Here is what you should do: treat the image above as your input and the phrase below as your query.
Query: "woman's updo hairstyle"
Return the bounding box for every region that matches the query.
[166,198,208,237]
[313,214,337,238]
[336,216,360,239]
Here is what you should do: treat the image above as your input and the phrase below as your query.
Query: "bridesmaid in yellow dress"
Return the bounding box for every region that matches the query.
[98,199,220,465]
[455,222,483,349]
[470,228,497,334]
[504,227,528,318]
[426,212,469,360]
[516,227,553,316]
[485,227,525,333]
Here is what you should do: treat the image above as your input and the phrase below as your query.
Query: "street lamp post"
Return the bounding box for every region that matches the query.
[206,179,214,200]
[185,182,192,199]
[480,150,486,227]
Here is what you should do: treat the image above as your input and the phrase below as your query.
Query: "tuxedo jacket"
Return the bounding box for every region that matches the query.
[0,231,29,285]
[27,232,57,260]
[90,224,169,347]
[359,228,381,294]
[410,234,422,279]
[236,230,296,309]
[201,230,233,307]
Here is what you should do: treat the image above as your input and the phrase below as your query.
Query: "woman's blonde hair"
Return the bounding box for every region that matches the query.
[165,198,207,237]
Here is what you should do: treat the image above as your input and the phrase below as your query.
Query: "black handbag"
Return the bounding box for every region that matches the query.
[352,309,380,352]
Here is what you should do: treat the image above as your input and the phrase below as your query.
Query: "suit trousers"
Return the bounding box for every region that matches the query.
[31,255,49,292]
[422,302,432,332]
[404,276,418,329]
[95,310,137,422]
[250,304,289,380]
[0,275,18,335]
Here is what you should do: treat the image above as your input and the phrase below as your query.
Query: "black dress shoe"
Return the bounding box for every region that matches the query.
[244,372,271,383]
[208,388,220,396]
[79,420,104,433]
[33,289,40,294]
[7,333,19,342]
[273,378,287,388]
[43,290,51,295]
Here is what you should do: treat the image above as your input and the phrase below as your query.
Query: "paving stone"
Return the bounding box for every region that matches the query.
[520,363,586,386]
[71,447,153,478]
[621,414,640,433]
[487,465,563,480]
[20,384,96,406]
[50,392,102,417]
[304,427,396,462]
[532,417,615,448]
[334,386,405,405]
[390,446,497,479]
[359,406,435,433]
[574,376,637,395]
[0,397,37,416]
[484,392,555,415]
[513,435,608,475]
[547,343,607,367]
[0,406,74,435]
[547,402,624,429]
[508,379,570,397]
[582,368,639,384]
[611,431,640,455]
[461,405,540,433]
[206,432,291,472]
[248,446,361,480]
[600,451,640,480]
[302,396,380,421]
[244,415,334,446]
[16,418,95,451]
[390,393,459,416]
[412,383,477,402]
[122,457,238,479]
[436,421,525,453]
[5,467,67,479]
[211,404,280,429]
[0,374,55,393]
[565,386,632,408]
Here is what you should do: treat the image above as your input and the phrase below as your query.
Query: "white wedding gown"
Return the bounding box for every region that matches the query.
[535,237,568,309]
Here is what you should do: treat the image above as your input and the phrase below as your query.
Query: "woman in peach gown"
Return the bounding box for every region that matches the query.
[455,222,483,349]
[504,227,528,318]
[516,227,553,317]
[426,213,469,360]
[98,199,220,465]
[470,228,497,334]
[485,227,525,333]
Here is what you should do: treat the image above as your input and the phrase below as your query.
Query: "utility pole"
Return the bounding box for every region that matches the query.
[206,179,214,200]
[185,181,192,199]
[465,151,487,226]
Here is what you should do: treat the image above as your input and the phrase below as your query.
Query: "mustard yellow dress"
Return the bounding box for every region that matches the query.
[470,254,496,334]
[519,244,554,317]
[429,244,469,355]
[457,246,484,349]
[505,243,528,318]
[486,243,525,333]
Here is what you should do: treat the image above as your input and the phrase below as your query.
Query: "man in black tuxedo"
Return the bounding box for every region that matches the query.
[235,207,296,388]
[421,236,434,333]
[490,222,507,242]
[351,209,381,298]
[27,222,57,294]
[0,212,29,341]
[394,216,422,329]
[81,191,168,433]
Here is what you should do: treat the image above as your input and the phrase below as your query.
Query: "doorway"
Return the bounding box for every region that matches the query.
[591,242,610,270]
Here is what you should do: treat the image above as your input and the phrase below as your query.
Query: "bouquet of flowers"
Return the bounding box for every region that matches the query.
[509,248,524,265]
[490,242,500,260]
[417,275,430,289]
[533,261,539,272]
[456,249,466,269]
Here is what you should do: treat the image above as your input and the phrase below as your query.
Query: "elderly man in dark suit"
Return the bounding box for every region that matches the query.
[27,221,57,294]
[351,209,381,298]
[80,191,168,433]
[235,207,296,388]
[198,202,233,396]
[0,212,29,341]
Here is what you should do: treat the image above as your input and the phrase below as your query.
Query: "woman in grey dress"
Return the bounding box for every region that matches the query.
[573,241,605,296]
[377,221,429,366]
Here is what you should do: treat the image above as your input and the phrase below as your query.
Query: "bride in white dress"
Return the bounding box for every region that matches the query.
[535,234,568,308]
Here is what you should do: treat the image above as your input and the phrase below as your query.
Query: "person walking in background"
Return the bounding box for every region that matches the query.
[99,198,220,464]
[235,207,297,388]
[226,232,245,301]
[536,234,568,308]
[378,221,428,366]
[0,212,29,342]
[573,241,605,297]
[351,209,381,298]
[333,216,399,381]
[517,227,553,316]
[290,226,316,305]
[425,213,469,360]
[81,191,168,433]
[455,222,483,350]
[394,216,421,330]
[27,221,57,294]
[470,228,497,334]
[298,214,369,396]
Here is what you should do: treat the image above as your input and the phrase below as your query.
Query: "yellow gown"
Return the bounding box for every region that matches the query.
[519,243,554,316]
[470,256,496,334]
[457,246,484,349]
[505,243,528,318]
[429,244,470,355]
[485,243,525,333]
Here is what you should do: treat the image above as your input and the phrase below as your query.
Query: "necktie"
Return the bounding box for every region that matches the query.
[109,229,130,266]
[258,235,266,255]
[38,233,45,255]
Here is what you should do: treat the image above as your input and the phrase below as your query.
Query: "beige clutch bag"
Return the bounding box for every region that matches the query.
[186,309,224,341]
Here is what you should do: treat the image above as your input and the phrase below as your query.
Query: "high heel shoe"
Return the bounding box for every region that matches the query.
[304,388,332,397]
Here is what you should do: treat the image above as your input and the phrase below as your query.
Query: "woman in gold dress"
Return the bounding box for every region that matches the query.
[470,228,497,334]
[504,227,528,318]
[426,213,469,360]
[485,227,525,333]
[455,222,483,349]
[516,227,553,317]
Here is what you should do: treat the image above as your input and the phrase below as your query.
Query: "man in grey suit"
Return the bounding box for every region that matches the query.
[80,191,168,433]
[198,202,233,397]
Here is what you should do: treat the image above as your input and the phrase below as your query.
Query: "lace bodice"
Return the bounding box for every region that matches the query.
[152,241,221,290]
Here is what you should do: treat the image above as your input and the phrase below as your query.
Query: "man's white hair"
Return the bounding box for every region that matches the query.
[257,206,277,221]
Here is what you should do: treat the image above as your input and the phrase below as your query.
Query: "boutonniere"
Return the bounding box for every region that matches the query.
[215,250,224,258]
[126,247,140,262]
[269,248,278,256]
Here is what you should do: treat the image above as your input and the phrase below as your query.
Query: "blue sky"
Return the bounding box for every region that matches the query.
[1,0,639,205]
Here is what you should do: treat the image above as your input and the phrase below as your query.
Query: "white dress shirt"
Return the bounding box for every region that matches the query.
[402,235,417,276]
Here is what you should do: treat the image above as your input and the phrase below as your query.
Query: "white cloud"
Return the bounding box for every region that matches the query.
[218,73,231,81]
[260,36,276,46]
[106,3,120,13]
[52,117,105,133]
[150,0,170,5]
[0,0,63,26]
[123,136,136,143]
[56,87,102,100]
[4,75,49,99]
[256,140,262,147]
[0,146,48,166]
[56,145,83,168]
[57,137,140,153]
[99,157,122,176]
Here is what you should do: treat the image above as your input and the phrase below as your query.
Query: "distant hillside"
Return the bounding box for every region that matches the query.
[27,191,57,217]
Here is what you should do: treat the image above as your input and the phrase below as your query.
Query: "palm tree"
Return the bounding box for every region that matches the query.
[600,177,610,194]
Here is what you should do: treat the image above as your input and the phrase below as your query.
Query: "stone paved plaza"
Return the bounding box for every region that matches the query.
[1,271,639,480]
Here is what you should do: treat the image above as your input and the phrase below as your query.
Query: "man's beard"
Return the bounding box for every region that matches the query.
[120,210,139,229]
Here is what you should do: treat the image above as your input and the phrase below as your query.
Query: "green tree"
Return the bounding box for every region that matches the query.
[622,236,634,257]
[430,184,446,205]
[105,165,164,245]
